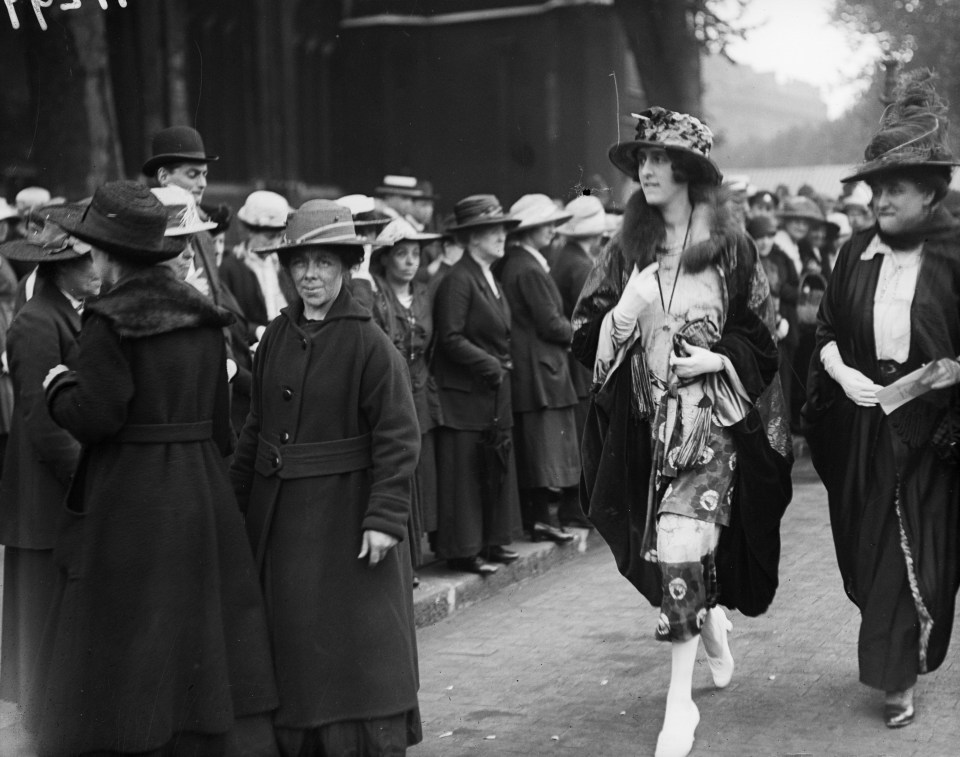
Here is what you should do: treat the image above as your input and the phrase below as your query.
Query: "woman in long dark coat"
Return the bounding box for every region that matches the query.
[432,195,524,574]
[29,182,279,756]
[575,109,791,757]
[804,73,960,729]
[231,200,422,755]
[370,217,444,578]
[497,193,579,543]
[0,204,99,705]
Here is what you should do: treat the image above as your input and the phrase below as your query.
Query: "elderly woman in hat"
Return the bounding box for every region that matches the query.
[432,195,524,575]
[497,194,581,541]
[804,71,960,729]
[573,108,791,757]
[369,216,444,580]
[28,181,278,755]
[230,200,422,754]
[0,205,99,706]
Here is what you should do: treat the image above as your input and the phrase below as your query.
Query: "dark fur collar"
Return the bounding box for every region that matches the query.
[617,185,748,273]
[86,265,233,338]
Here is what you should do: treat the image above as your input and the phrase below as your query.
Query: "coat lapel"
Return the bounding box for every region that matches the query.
[463,253,509,328]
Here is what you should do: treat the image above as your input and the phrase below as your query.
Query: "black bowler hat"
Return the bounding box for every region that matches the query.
[142,126,219,177]
[57,181,175,263]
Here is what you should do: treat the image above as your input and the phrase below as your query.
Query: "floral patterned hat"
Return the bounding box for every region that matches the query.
[608,107,722,186]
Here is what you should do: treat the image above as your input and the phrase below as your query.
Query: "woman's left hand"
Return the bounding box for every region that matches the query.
[359,529,399,567]
[924,357,960,390]
[670,341,724,379]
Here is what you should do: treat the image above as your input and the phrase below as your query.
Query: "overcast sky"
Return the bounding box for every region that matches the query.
[723,0,882,118]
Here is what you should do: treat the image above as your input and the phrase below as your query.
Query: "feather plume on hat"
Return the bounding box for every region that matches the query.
[843,69,960,183]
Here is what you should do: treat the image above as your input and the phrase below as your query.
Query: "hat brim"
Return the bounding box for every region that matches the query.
[374,187,423,199]
[841,158,960,184]
[0,239,88,263]
[59,220,178,263]
[777,211,825,225]
[512,211,573,232]
[445,217,521,233]
[142,152,219,177]
[608,140,722,186]
[373,232,443,249]
[275,243,365,269]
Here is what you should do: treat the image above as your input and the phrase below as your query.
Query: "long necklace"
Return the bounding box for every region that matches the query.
[656,211,694,314]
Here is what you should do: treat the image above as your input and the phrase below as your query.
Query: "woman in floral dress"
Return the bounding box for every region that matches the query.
[573,108,792,757]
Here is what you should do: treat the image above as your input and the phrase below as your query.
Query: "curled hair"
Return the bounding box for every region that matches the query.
[619,152,714,269]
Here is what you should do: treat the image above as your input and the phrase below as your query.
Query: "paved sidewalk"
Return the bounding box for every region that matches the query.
[412,457,960,756]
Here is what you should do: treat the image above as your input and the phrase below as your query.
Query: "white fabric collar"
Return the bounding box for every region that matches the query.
[520,243,550,272]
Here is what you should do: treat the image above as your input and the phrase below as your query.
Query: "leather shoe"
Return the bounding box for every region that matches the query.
[482,545,519,564]
[447,556,499,575]
[884,703,915,728]
[529,522,576,544]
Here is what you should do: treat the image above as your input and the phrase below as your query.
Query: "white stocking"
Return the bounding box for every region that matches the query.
[656,636,700,757]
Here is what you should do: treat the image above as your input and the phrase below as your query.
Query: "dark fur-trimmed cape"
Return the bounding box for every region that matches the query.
[572,187,793,617]
[85,264,233,339]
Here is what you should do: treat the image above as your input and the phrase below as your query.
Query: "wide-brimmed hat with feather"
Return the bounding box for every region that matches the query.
[843,70,960,183]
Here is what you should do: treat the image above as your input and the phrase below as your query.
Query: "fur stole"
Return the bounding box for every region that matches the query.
[86,265,234,338]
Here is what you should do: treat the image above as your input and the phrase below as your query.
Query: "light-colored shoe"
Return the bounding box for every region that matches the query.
[654,699,699,757]
[702,607,734,688]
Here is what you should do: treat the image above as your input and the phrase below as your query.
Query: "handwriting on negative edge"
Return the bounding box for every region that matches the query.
[4,0,128,32]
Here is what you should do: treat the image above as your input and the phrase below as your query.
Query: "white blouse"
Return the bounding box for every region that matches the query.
[862,235,923,363]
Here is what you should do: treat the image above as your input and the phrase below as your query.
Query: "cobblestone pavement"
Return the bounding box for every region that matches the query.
[412,457,960,757]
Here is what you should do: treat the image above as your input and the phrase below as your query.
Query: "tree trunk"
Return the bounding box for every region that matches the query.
[22,5,124,197]
[615,0,703,116]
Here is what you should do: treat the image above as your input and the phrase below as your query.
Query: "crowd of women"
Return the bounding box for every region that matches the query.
[0,67,957,757]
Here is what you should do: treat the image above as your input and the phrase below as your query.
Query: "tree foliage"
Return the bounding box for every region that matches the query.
[834,1,960,124]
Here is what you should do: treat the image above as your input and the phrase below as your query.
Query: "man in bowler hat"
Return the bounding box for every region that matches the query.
[143,126,226,306]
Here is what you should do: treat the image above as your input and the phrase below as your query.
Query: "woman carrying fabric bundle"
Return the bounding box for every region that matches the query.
[804,71,960,729]
[573,109,792,757]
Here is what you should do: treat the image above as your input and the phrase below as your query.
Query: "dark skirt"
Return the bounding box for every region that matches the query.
[807,384,960,691]
[78,714,277,757]
[0,546,57,704]
[512,408,580,489]
[435,427,523,559]
[275,709,422,757]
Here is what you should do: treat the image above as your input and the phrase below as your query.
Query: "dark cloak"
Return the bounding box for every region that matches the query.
[572,189,793,617]
[804,209,960,685]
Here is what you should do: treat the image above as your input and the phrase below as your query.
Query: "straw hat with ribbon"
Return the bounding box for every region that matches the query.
[58,181,174,263]
[374,175,422,199]
[609,107,722,186]
[263,200,366,268]
[337,194,392,232]
[508,194,571,233]
[445,195,520,233]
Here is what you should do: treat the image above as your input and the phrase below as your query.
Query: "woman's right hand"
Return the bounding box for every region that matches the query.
[611,262,659,339]
[833,364,883,407]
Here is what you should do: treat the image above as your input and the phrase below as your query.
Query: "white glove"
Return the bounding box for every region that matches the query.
[611,262,659,340]
[776,317,790,340]
[821,342,881,407]
[923,357,960,390]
